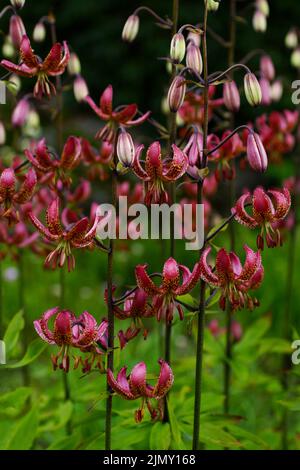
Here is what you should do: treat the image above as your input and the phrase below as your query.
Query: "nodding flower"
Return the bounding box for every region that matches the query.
[107,360,174,422]
[200,245,264,311]
[233,186,291,249]
[1,35,69,98]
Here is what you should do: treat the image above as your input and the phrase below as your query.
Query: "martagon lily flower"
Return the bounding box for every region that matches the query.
[233,186,291,249]
[0,167,37,223]
[107,360,174,422]
[135,257,201,323]
[1,35,70,98]
[200,245,264,311]
[34,307,109,372]
[133,141,188,206]
[28,197,99,271]
[85,84,150,142]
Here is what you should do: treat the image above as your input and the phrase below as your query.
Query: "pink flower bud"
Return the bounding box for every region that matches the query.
[117,131,135,167]
[9,15,26,48]
[167,75,186,113]
[259,78,271,106]
[184,130,203,166]
[252,10,267,32]
[33,22,46,43]
[10,0,25,9]
[12,98,30,127]
[223,80,240,112]
[260,55,275,81]
[73,75,89,102]
[285,29,298,49]
[122,15,139,42]
[247,132,268,173]
[186,42,203,75]
[244,72,262,106]
[187,31,201,47]
[0,122,6,145]
[170,33,186,63]
[68,52,81,75]
[270,80,283,102]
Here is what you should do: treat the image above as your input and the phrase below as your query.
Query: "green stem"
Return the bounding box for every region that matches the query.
[192,0,209,451]
[105,142,118,451]
[18,251,30,386]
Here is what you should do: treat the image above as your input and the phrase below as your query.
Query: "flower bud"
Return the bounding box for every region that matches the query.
[2,36,14,58]
[167,76,186,113]
[170,33,186,63]
[122,15,139,43]
[9,15,26,48]
[207,0,219,12]
[73,75,89,102]
[270,80,283,102]
[291,48,300,69]
[223,80,240,113]
[260,55,275,81]
[187,31,201,48]
[186,42,203,75]
[256,0,269,16]
[33,22,46,42]
[285,29,298,49]
[252,11,267,33]
[244,72,262,106]
[247,132,268,173]
[117,131,135,167]
[12,98,30,127]
[259,78,271,106]
[0,122,6,145]
[10,0,25,8]
[68,52,81,75]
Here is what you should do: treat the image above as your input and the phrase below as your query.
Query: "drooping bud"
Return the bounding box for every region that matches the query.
[244,72,262,106]
[186,42,203,75]
[0,122,6,145]
[223,80,240,113]
[270,80,283,102]
[170,33,186,63]
[122,15,139,43]
[117,130,135,167]
[9,15,26,48]
[285,29,298,49]
[207,0,219,12]
[252,10,267,33]
[187,30,201,48]
[260,55,275,81]
[291,48,300,69]
[167,75,186,113]
[183,130,203,166]
[73,75,89,102]
[247,132,268,172]
[68,52,81,76]
[12,97,30,127]
[259,78,271,106]
[2,36,14,58]
[10,0,25,9]
[256,0,269,16]
[33,22,46,42]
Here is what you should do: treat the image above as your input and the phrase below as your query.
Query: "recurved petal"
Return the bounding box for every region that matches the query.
[60,136,81,169]
[162,145,188,181]
[73,311,98,347]
[107,367,135,400]
[113,103,137,123]
[233,192,258,228]
[85,95,108,119]
[0,60,36,77]
[53,309,74,345]
[42,42,63,72]
[100,84,113,116]
[126,110,151,126]
[67,217,89,241]
[238,245,261,281]
[28,212,59,241]
[216,248,234,282]
[129,362,148,397]
[199,247,220,286]
[248,265,264,290]
[135,264,161,295]
[33,306,60,344]
[0,168,16,198]
[20,35,39,68]
[268,188,291,220]
[175,261,201,295]
[13,168,37,203]
[46,198,63,236]
[132,145,149,180]
[162,258,180,291]
[253,187,274,222]
[152,359,174,399]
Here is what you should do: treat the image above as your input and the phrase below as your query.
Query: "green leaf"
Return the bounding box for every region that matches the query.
[5,339,48,368]
[48,433,82,450]
[0,387,32,417]
[235,317,271,354]
[5,407,38,450]
[150,422,171,450]
[200,422,242,448]
[38,401,73,433]
[167,397,186,449]
[4,310,25,355]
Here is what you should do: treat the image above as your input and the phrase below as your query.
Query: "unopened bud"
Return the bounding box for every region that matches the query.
[122,15,139,43]
[207,0,219,12]
[252,10,267,33]
[9,74,21,93]
[259,78,271,106]
[10,0,25,9]
[223,80,240,113]
[167,75,186,113]
[260,55,275,81]
[0,122,6,145]
[285,29,298,49]
[186,42,203,75]
[170,33,186,63]
[244,72,262,106]
[73,75,89,102]
[9,14,26,48]
[291,48,300,69]
[68,52,81,75]
[12,98,30,127]
[270,80,283,102]
[256,0,269,17]
[247,132,268,173]
[187,31,201,48]
[117,131,135,167]
[33,22,46,42]
[2,36,14,58]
